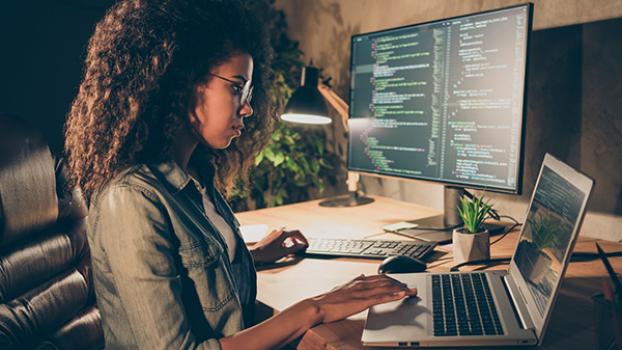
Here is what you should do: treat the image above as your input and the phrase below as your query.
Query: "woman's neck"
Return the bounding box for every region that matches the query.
[171,124,199,173]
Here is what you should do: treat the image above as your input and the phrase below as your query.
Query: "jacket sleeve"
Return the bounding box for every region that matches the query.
[93,185,223,350]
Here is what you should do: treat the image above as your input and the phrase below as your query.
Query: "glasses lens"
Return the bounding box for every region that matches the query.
[243,85,253,105]
[209,73,253,105]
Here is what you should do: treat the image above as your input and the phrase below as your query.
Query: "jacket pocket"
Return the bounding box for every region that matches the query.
[178,238,236,312]
[178,237,224,268]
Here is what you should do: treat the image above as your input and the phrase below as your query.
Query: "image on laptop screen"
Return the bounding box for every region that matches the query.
[513,166,586,316]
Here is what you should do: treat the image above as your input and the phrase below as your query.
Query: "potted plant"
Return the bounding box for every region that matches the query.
[453,194,500,264]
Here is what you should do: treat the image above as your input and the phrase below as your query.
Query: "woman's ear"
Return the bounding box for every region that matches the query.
[188,108,201,129]
[187,83,206,128]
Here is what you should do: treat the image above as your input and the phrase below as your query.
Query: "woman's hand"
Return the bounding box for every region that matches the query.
[308,274,417,324]
[219,274,416,350]
[250,228,309,264]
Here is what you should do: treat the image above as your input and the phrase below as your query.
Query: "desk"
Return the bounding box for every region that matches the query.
[236,195,621,349]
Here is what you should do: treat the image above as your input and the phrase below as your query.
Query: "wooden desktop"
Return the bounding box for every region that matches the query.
[236,195,621,350]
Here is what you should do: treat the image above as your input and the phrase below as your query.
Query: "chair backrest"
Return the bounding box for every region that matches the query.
[0,114,104,349]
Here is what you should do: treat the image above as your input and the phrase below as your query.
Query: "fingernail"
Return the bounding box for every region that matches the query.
[393,291,406,297]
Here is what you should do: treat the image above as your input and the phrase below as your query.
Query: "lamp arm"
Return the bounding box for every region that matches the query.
[317,81,361,193]
[317,81,349,133]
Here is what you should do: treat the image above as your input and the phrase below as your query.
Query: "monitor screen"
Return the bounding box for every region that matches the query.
[348,4,532,193]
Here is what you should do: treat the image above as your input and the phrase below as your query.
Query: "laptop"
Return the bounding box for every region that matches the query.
[362,153,594,347]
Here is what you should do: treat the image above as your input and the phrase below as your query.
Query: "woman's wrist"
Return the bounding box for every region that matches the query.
[249,245,268,264]
[296,298,324,328]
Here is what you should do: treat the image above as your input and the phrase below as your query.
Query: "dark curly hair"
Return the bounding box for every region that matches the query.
[64,0,274,204]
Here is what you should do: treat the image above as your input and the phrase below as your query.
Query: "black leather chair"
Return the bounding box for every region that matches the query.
[0,114,104,349]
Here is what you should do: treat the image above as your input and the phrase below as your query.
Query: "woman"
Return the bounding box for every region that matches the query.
[64,1,417,349]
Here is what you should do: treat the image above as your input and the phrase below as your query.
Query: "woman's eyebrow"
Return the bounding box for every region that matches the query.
[232,75,250,84]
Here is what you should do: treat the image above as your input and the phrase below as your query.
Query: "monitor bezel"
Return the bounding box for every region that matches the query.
[346,3,534,195]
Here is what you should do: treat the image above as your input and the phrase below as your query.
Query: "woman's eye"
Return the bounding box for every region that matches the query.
[232,85,243,95]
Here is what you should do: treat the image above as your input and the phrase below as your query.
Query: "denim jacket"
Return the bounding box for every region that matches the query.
[87,160,257,349]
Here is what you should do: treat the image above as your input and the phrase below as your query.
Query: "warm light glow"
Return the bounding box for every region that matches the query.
[280,113,331,125]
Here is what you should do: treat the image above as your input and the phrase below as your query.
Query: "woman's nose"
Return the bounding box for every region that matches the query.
[239,101,253,118]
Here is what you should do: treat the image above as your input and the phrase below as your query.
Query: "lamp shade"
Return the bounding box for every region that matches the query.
[281,66,331,125]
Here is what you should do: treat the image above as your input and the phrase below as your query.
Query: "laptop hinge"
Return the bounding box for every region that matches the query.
[502,274,535,331]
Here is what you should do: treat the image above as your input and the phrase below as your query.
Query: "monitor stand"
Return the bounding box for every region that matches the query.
[386,186,505,244]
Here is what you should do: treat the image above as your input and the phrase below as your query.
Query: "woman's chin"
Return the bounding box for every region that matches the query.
[219,138,235,149]
[203,135,237,150]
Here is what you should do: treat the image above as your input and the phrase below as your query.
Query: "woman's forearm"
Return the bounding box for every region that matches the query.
[249,246,265,264]
[219,299,323,350]
[218,274,417,349]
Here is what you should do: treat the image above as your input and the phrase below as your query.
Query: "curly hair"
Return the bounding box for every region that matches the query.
[64,0,274,204]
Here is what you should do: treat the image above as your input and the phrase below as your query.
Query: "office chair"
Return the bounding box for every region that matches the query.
[0,114,104,349]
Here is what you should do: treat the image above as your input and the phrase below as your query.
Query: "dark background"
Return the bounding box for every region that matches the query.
[0,0,114,154]
[1,1,620,221]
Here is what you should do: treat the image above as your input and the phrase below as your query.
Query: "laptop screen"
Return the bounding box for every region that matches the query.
[513,165,586,317]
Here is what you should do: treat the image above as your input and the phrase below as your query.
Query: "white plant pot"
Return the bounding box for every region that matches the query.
[452,228,490,265]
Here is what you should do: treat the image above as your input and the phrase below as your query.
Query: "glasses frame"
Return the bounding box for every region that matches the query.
[208,73,253,106]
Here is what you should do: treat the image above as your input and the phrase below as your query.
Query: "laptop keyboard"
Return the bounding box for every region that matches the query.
[432,273,504,336]
[305,238,436,260]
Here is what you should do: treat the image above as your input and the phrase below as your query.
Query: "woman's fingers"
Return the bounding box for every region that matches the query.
[350,274,408,288]
[339,275,417,307]
[357,285,418,300]
[258,228,283,246]
[368,289,412,305]
[288,230,309,246]
[344,284,417,316]
[285,241,307,254]
[349,278,416,299]
[286,241,308,254]
[279,230,309,246]
[357,277,407,291]
[281,230,309,254]
[313,274,420,323]
[269,228,286,239]
[315,283,417,323]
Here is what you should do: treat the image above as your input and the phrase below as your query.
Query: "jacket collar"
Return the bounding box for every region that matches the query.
[151,161,192,193]
[151,150,216,194]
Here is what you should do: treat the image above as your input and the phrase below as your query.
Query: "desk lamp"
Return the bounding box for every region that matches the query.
[281,65,373,207]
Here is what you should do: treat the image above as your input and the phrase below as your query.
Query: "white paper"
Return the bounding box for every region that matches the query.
[239,224,269,243]
[382,221,418,232]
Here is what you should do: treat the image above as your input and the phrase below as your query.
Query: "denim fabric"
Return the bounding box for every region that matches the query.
[87,161,257,349]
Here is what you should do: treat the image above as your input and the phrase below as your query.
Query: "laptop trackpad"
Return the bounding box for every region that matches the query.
[363,273,429,343]
[365,296,428,329]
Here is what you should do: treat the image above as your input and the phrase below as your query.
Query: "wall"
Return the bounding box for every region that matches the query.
[0,1,113,154]
[1,1,620,240]
[276,0,622,241]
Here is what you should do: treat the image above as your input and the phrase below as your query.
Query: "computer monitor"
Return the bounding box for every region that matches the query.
[348,4,533,239]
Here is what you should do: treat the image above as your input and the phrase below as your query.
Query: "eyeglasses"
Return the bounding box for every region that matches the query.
[209,73,253,106]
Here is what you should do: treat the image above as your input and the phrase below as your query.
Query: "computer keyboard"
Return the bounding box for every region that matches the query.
[305,237,436,260]
[432,273,504,336]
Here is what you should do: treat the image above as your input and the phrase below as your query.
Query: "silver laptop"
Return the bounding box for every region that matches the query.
[362,153,594,347]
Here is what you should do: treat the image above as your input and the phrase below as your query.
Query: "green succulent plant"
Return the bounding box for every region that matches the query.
[457,194,500,234]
